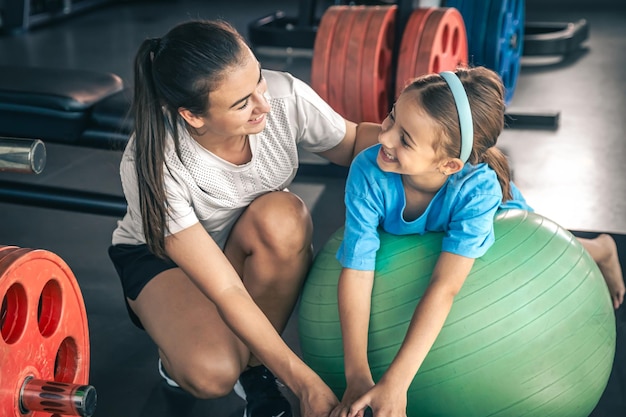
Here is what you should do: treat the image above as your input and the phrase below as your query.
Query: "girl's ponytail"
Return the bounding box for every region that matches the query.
[481,146,512,201]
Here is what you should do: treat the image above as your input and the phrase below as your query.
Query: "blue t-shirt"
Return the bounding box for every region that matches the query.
[336,144,533,270]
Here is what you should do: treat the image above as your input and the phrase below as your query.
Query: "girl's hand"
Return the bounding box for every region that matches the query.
[330,377,375,417]
[347,380,408,417]
[298,382,339,417]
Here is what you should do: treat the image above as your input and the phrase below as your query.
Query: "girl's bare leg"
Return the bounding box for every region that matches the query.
[577,234,625,309]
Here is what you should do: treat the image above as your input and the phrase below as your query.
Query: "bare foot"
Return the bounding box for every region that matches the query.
[589,234,625,309]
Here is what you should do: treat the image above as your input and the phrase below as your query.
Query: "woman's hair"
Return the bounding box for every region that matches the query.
[131,20,247,258]
[404,66,513,201]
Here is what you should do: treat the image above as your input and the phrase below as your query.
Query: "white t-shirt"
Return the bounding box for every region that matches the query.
[112,69,346,249]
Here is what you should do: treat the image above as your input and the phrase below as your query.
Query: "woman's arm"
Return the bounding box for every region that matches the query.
[165,223,336,415]
[348,251,475,417]
[317,121,381,167]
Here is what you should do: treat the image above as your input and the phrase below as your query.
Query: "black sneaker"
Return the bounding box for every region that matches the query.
[238,365,293,417]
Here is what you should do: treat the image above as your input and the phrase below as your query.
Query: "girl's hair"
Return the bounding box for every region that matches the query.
[404,66,513,201]
[131,20,247,258]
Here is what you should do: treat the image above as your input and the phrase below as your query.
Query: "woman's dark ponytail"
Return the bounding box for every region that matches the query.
[129,21,247,258]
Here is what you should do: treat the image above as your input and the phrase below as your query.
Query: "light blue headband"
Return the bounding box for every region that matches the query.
[439,71,473,163]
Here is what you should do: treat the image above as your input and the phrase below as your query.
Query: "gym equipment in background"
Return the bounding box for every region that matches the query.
[1,246,97,416]
[446,0,524,105]
[249,0,589,128]
[1,136,97,416]
[0,138,46,175]
[395,7,468,98]
[1,0,125,34]
[311,5,398,124]
[311,4,469,123]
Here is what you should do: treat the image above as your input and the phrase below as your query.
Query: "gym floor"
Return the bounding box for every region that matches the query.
[0,0,625,416]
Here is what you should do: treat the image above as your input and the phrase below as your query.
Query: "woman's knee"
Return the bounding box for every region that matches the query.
[237,191,313,255]
[174,358,242,399]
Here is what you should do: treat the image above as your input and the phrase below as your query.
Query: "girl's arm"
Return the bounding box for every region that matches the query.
[348,251,475,417]
[317,121,381,167]
[332,267,376,417]
[165,223,337,417]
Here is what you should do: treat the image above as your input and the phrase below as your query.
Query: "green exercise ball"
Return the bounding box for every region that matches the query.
[299,209,615,417]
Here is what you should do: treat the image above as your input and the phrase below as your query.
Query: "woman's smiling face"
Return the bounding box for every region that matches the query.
[188,45,272,140]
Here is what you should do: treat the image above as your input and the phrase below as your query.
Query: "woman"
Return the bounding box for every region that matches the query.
[108,19,380,417]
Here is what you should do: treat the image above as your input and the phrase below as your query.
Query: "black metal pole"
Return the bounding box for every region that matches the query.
[0,180,127,218]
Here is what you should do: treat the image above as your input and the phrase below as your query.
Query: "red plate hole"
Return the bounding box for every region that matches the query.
[1,282,28,344]
[55,337,79,383]
[38,279,62,337]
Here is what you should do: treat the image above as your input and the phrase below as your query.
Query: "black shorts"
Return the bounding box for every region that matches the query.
[108,244,177,329]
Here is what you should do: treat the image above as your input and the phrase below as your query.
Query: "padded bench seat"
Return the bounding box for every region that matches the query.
[80,87,133,150]
[0,66,124,143]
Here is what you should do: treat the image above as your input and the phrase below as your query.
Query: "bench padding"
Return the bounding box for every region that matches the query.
[80,88,133,150]
[0,66,123,142]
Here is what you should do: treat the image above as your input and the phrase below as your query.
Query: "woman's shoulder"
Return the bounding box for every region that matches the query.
[262,69,300,97]
[262,69,326,104]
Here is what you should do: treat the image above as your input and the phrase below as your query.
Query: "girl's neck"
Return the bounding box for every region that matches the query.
[402,173,447,194]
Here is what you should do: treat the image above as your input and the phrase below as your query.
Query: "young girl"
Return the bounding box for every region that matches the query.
[107,19,380,417]
[331,67,624,417]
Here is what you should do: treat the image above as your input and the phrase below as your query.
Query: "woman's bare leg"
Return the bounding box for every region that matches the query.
[129,268,248,398]
[224,191,314,367]
[577,234,625,309]
[128,190,313,397]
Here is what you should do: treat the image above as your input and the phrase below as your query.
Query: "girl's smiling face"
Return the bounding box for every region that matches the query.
[376,91,444,177]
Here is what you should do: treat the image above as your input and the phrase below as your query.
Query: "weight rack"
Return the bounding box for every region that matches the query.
[248,0,589,130]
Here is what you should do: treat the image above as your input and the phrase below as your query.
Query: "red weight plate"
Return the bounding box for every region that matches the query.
[359,5,396,123]
[395,8,435,99]
[311,6,344,102]
[0,248,90,417]
[341,6,373,123]
[327,7,362,118]
[0,246,22,256]
[0,247,31,268]
[414,7,469,77]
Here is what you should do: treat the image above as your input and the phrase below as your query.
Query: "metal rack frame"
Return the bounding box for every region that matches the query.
[2,0,121,34]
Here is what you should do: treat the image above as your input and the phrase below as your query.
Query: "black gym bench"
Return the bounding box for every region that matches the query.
[0,65,130,217]
[0,66,128,149]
